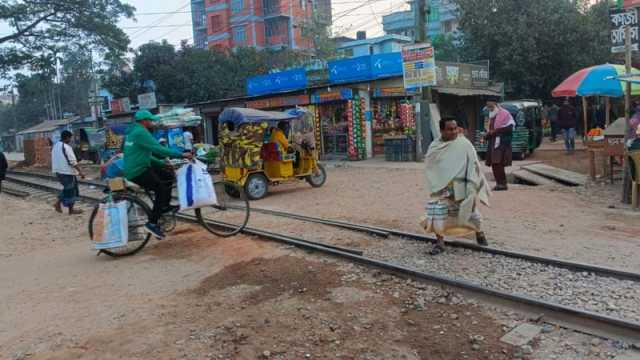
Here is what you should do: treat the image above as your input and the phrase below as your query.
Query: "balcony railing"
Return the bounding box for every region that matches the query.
[263,0,289,17]
[266,34,289,46]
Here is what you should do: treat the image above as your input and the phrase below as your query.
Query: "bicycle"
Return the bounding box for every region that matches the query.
[88,160,250,257]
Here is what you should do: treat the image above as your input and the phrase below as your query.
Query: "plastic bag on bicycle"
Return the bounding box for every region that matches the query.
[176,159,218,211]
[93,201,129,250]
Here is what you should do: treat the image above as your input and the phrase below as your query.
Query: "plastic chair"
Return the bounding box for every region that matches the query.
[629,151,640,208]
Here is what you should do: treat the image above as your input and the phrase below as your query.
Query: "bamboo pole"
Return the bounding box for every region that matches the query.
[606,97,611,126]
[582,97,588,137]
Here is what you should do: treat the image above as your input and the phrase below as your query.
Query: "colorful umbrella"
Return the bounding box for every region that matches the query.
[552,64,640,97]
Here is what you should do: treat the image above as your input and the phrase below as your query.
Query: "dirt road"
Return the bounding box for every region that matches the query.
[2,161,639,359]
[1,195,519,359]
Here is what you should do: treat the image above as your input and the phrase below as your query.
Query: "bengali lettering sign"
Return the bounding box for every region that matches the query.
[610,8,639,53]
[401,43,437,90]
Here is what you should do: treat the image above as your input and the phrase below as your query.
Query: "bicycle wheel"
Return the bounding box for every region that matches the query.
[88,193,153,257]
[195,180,250,237]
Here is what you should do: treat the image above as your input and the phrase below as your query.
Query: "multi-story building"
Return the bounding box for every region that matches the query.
[382,0,459,40]
[190,0,331,50]
[336,33,413,58]
[192,0,208,49]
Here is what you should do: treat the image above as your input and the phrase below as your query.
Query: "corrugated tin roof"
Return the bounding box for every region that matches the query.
[16,119,70,135]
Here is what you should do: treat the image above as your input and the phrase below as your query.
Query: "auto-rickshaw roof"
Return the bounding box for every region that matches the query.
[219,107,300,127]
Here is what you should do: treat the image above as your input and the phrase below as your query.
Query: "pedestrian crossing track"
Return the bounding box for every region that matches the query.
[4,170,640,344]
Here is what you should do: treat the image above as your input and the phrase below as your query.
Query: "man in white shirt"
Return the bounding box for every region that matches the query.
[51,130,85,214]
[183,129,194,152]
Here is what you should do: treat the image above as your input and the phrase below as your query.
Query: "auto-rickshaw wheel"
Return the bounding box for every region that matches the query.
[245,173,269,200]
[306,164,327,188]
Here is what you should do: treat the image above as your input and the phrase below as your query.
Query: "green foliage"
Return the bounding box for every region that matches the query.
[432,34,464,62]
[454,0,612,98]
[0,46,98,133]
[101,42,308,105]
[0,0,134,76]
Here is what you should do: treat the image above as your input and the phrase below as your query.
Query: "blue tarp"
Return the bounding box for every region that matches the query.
[219,107,299,127]
[246,68,307,96]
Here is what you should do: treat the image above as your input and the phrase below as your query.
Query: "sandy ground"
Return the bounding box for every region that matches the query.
[2,146,640,359]
[0,194,522,360]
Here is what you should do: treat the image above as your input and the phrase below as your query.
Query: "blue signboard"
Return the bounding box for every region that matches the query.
[246,68,307,96]
[328,56,372,84]
[371,52,403,79]
[310,88,353,104]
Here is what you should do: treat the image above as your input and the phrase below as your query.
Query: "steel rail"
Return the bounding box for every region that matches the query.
[3,175,363,256]
[5,174,640,341]
[8,170,640,283]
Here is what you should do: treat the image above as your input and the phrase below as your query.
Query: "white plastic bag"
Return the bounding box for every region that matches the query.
[92,201,129,250]
[177,159,217,211]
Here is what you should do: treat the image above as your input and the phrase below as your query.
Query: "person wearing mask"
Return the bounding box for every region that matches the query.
[423,117,490,255]
[51,130,86,214]
[484,99,515,191]
[558,99,578,154]
[124,110,192,239]
[0,151,7,193]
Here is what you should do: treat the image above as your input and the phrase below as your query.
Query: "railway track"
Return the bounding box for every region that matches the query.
[5,170,640,343]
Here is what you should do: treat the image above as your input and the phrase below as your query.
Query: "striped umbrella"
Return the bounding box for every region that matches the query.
[552,64,640,97]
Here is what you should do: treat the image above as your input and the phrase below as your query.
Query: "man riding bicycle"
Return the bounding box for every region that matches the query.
[124,110,192,239]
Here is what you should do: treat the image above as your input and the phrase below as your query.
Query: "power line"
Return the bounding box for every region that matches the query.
[130,2,191,39]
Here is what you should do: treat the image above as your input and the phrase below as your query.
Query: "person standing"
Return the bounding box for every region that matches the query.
[548,102,560,142]
[484,99,515,191]
[0,151,8,193]
[52,130,86,214]
[423,117,491,255]
[558,99,577,154]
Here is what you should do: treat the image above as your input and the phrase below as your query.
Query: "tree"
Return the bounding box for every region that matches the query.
[454,0,611,98]
[0,0,135,76]
[101,41,310,105]
[432,34,464,62]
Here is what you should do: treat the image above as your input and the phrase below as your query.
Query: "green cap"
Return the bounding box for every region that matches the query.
[134,110,159,122]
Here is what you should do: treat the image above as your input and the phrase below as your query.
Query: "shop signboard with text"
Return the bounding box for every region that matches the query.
[137,92,157,110]
[371,52,403,79]
[328,56,372,84]
[401,43,436,90]
[246,94,310,109]
[609,7,639,53]
[246,68,307,96]
[310,89,353,104]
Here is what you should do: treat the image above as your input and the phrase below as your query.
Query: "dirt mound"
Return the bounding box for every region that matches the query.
[191,255,342,305]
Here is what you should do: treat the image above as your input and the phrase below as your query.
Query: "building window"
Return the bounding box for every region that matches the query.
[442,19,458,34]
[231,0,244,13]
[210,15,223,32]
[233,26,246,45]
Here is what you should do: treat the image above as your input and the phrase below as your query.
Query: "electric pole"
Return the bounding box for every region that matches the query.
[623,26,632,204]
[413,0,432,160]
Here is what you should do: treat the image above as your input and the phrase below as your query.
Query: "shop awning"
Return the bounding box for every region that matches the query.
[434,87,502,97]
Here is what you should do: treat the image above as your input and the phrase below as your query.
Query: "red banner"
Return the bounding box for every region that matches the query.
[625,0,640,8]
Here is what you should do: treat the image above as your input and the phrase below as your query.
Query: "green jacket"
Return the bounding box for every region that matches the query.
[123,122,183,180]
